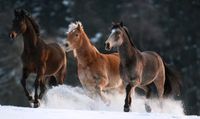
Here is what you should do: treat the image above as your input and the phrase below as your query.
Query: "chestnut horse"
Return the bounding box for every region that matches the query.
[105,22,181,112]
[65,21,124,103]
[9,9,67,107]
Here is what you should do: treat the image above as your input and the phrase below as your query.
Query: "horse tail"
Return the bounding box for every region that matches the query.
[163,62,182,97]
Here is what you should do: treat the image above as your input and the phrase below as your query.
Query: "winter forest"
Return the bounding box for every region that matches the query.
[0,0,199,116]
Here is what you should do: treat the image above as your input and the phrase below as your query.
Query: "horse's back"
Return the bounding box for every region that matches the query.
[48,43,65,54]
[47,43,66,61]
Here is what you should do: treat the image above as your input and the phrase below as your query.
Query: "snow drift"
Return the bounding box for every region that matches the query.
[1,85,199,119]
[40,85,184,115]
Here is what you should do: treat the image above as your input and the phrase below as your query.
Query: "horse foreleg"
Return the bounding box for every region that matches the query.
[34,65,46,108]
[96,86,110,105]
[21,68,33,101]
[95,78,110,105]
[124,83,133,112]
[33,75,40,108]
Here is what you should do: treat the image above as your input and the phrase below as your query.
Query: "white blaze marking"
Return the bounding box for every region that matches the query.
[111,29,116,34]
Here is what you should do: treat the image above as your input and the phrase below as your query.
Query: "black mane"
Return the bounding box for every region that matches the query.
[26,16,40,36]
[122,26,136,48]
[17,9,40,36]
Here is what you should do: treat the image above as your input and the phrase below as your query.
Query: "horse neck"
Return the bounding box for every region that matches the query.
[22,20,44,52]
[119,35,139,62]
[75,31,98,66]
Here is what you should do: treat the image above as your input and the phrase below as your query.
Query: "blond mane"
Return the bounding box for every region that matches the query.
[67,21,83,34]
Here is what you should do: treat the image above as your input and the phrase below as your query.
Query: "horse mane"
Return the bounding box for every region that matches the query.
[26,16,40,36]
[122,26,136,48]
[67,21,83,33]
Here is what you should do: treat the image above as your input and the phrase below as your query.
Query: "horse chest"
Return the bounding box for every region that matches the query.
[21,51,42,72]
[119,62,140,82]
[22,58,36,72]
[78,65,100,86]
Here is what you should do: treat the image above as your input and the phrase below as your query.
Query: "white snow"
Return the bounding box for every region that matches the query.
[91,33,102,43]
[62,0,71,6]
[0,85,199,119]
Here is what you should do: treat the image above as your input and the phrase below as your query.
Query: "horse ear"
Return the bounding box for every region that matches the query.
[21,9,27,16]
[120,21,123,27]
[20,9,30,17]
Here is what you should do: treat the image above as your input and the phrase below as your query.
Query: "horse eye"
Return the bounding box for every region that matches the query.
[115,34,120,41]
[75,33,78,37]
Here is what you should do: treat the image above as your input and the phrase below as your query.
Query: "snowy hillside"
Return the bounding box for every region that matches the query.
[0,85,199,119]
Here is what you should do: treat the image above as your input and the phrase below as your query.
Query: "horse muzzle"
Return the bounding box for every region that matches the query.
[9,32,17,40]
[105,42,111,51]
[64,44,72,52]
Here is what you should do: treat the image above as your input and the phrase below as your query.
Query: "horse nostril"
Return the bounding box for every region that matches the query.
[65,43,69,47]
[9,32,16,40]
[105,43,110,50]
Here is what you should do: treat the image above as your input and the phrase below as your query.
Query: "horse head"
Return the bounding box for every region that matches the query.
[105,21,135,51]
[105,21,125,51]
[65,21,84,52]
[9,9,30,40]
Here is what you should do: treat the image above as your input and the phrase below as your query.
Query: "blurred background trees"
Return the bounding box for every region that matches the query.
[0,0,199,115]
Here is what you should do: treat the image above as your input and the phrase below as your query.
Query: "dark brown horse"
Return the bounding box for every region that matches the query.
[9,9,67,107]
[65,21,124,103]
[105,22,181,112]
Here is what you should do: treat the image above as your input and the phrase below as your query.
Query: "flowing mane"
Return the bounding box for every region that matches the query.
[122,26,136,48]
[67,21,83,33]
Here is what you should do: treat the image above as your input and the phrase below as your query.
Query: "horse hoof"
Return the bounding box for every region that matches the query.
[124,107,130,112]
[145,103,152,113]
[33,102,40,108]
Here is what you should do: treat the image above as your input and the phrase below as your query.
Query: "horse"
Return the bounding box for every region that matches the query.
[105,22,181,112]
[9,9,67,108]
[65,21,125,103]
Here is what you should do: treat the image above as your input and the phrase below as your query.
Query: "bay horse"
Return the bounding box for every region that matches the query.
[105,22,181,112]
[65,21,124,103]
[9,9,67,107]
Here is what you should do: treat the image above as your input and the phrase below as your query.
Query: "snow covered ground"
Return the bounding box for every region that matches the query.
[0,85,199,119]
